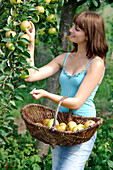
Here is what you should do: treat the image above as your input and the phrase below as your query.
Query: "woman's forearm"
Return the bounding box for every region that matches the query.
[27,42,35,66]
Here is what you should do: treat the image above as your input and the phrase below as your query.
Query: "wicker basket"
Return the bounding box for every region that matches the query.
[20,97,103,149]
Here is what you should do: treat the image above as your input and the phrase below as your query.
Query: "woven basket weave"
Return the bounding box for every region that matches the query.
[21,97,103,149]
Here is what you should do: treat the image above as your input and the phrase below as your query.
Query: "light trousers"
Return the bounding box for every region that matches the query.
[51,132,97,170]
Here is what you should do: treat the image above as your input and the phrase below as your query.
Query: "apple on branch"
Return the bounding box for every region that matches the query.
[48,27,56,35]
[46,14,55,23]
[44,0,51,3]
[10,0,23,4]
[6,31,16,38]
[20,20,31,31]
[36,6,44,14]
[6,42,15,51]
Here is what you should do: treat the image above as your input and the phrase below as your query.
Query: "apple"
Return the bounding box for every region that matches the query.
[20,34,30,45]
[72,124,84,132]
[39,28,45,35]
[47,118,59,128]
[20,20,31,31]
[20,70,30,79]
[6,42,15,50]
[10,0,22,4]
[35,122,43,125]
[66,121,77,131]
[48,27,56,34]
[56,122,67,131]
[42,119,50,126]
[83,120,95,129]
[46,14,55,22]
[44,0,51,3]
[36,6,44,14]
[6,31,16,38]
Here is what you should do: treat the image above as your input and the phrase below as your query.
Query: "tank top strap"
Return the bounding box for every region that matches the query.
[85,57,105,71]
[85,57,105,77]
[63,52,70,67]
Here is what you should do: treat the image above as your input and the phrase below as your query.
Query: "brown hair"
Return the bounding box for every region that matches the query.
[73,11,108,60]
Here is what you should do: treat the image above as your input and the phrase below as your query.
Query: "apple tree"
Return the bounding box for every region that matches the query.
[0,0,59,146]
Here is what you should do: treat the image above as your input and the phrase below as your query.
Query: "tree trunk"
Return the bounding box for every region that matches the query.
[35,0,86,156]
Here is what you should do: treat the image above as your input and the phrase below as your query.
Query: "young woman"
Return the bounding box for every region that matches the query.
[25,11,108,170]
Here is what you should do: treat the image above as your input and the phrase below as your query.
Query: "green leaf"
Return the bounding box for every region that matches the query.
[21,51,30,58]
[5,115,14,121]
[108,160,113,168]
[18,84,26,88]
[1,124,12,131]
[19,38,30,45]
[29,7,39,11]
[15,95,23,101]
[0,75,6,81]
[6,83,14,90]
[0,135,6,144]
[92,0,98,7]
[0,127,9,136]
[3,26,11,31]
[2,37,11,42]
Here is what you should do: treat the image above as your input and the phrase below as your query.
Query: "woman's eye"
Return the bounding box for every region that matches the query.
[75,27,79,31]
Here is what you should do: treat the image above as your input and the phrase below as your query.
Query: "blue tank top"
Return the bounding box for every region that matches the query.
[59,52,105,117]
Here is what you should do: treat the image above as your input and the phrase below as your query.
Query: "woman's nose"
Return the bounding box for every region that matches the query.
[69,26,74,33]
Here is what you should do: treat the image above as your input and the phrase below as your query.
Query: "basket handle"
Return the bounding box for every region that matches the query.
[52,96,72,128]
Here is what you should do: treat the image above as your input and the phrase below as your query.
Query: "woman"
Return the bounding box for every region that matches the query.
[25,11,108,170]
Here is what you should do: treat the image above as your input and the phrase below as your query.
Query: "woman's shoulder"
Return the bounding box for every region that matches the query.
[87,56,105,72]
[55,52,69,68]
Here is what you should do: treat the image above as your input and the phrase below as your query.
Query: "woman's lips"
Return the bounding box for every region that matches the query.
[70,35,75,38]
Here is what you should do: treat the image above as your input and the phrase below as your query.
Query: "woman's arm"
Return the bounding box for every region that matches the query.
[30,59,104,110]
[25,21,65,82]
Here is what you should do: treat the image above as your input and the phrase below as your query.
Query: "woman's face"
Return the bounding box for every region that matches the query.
[69,24,87,45]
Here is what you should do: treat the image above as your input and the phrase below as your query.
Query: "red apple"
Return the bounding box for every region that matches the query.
[42,119,50,126]
[20,20,31,31]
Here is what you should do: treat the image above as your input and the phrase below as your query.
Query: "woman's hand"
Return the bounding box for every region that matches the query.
[25,21,35,46]
[30,88,49,100]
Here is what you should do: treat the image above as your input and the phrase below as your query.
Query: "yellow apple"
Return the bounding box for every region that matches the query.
[36,6,44,14]
[44,0,51,3]
[20,34,30,45]
[72,124,84,132]
[46,14,55,22]
[20,20,31,31]
[39,28,45,35]
[42,119,50,126]
[47,118,59,128]
[66,121,77,131]
[56,122,67,131]
[20,70,30,79]
[10,0,22,4]
[6,42,15,50]
[48,27,56,34]
[35,122,43,125]
[83,120,95,129]
[6,31,16,38]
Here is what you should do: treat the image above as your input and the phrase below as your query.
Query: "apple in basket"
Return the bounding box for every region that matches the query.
[83,120,95,129]
[66,121,77,131]
[47,118,59,128]
[42,118,50,126]
[56,122,67,131]
[72,124,84,132]
[35,122,43,125]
